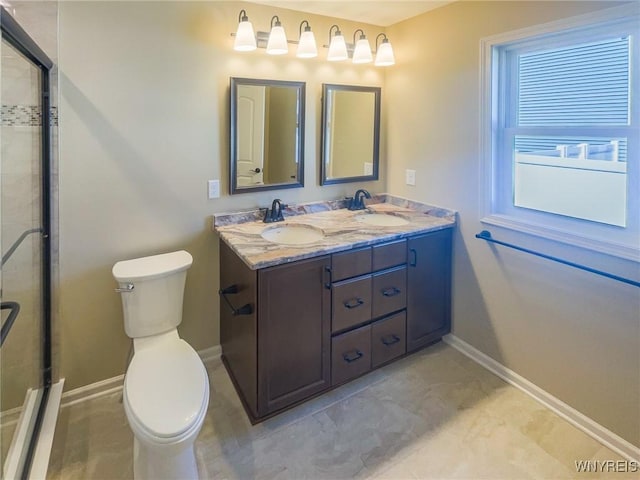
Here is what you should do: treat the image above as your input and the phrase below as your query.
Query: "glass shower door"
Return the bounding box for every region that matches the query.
[0,9,52,478]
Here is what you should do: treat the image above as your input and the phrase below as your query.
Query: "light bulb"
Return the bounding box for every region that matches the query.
[297,23,317,58]
[266,16,288,55]
[375,39,395,66]
[328,34,348,61]
[234,11,256,52]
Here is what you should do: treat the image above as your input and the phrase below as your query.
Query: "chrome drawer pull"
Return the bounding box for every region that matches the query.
[343,298,365,309]
[381,334,401,346]
[382,287,401,297]
[343,350,364,363]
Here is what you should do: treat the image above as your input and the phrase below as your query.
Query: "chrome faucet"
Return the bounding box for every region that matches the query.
[263,198,287,223]
[348,189,371,211]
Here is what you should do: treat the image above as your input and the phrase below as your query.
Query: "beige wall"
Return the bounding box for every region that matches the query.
[58,1,384,391]
[386,1,639,446]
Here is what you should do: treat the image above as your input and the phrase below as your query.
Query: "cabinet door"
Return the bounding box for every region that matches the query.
[257,256,331,415]
[406,229,452,352]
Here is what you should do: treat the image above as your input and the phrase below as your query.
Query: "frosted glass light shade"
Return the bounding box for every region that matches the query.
[352,38,372,64]
[297,30,317,58]
[375,40,395,66]
[234,20,256,51]
[328,34,348,61]
[267,25,288,55]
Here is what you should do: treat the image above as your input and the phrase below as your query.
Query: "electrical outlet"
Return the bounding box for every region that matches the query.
[405,169,416,186]
[208,179,220,199]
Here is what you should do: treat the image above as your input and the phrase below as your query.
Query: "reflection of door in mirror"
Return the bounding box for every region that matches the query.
[237,85,265,186]
[231,78,305,194]
[328,90,375,178]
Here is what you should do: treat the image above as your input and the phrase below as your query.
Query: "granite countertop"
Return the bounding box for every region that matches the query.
[213,194,456,270]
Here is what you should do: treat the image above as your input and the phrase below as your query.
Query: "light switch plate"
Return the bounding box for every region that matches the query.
[208,179,220,199]
[405,169,416,186]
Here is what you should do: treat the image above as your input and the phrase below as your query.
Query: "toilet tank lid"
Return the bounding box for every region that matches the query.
[112,250,193,282]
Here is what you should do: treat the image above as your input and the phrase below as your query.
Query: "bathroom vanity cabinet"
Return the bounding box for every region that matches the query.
[219,227,452,423]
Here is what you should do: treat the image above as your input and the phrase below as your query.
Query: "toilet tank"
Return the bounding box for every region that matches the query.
[112,250,193,338]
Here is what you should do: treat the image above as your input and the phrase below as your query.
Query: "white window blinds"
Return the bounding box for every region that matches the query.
[517,37,630,127]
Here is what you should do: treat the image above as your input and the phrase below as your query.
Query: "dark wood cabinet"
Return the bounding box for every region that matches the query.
[220,227,452,423]
[220,241,331,421]
[258,257,331,414]
[406,229,452,352]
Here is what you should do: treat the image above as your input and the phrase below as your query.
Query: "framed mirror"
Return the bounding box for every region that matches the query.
[320,84,381,185]
[230,77,305,194]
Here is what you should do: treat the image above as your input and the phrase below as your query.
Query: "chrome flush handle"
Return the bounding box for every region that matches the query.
[115,283,135,293]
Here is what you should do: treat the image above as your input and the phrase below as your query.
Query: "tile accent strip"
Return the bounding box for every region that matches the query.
[1,104,58,126]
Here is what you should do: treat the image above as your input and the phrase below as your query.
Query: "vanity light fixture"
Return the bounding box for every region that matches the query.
[352,29,372,64]
[327,25,348,61]
[374,33,395,66]
[233,9,257,52]
[231,13,395,67]
[266,15,288,55]
[296,20,317,58]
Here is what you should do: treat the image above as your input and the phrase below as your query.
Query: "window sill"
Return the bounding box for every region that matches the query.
[481,214,639,263]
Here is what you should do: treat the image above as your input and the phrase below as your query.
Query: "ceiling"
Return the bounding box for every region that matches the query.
[249,1,453,27]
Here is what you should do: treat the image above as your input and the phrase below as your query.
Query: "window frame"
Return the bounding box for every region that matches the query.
[479,4,639,262]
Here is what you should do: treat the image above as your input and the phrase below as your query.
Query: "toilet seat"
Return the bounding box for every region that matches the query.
[124,338,208,439]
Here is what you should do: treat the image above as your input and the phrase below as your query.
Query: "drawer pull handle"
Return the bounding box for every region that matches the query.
[343,350,364,363]
[409,248,417,267]
[382,287,401,297]
[324,264,332,290]
[381,334,401,346]
[344,298,365,309]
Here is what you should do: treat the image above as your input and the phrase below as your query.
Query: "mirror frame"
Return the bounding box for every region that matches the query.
[230,77,305,194]
[320,84,381,185]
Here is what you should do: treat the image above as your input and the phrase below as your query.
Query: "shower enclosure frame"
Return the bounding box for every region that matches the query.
[1,6,53,478]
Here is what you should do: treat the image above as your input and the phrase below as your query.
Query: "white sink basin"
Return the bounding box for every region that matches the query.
[261,224,325,245]
[355,213,410,227]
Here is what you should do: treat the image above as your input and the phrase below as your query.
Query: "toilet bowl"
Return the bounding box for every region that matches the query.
[113,251,209,480]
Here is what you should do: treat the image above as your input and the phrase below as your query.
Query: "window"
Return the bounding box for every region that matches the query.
[481,5,639,261]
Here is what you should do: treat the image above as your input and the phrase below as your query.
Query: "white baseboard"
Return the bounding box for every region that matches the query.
[60,344,222,408]
[443,334,640,463]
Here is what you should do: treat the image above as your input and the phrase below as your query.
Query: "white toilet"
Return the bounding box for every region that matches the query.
[112,250,209,480]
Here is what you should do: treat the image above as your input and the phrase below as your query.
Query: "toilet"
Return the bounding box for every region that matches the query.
[112,250,209,480]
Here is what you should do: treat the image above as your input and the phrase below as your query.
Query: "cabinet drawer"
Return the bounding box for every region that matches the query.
[372,312,406,368]
[372,240,406,271]
[372,266,407,319]
[332,325,371,386]
[332,276,372,333]
[332,247,371,281]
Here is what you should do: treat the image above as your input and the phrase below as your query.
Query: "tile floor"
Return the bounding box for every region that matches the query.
[47,342,632,479]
